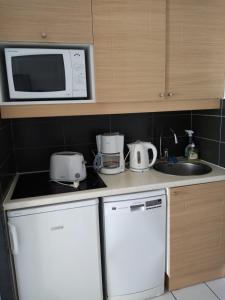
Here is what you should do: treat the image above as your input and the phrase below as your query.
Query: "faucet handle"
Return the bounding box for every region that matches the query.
[170,128,178,144]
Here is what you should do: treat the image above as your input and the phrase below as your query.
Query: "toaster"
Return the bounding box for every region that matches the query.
[50,152,87,182]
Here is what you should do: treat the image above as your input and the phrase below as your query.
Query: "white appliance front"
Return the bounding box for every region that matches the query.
[7,199,103,300]
[102,191,167,300]
[5,48,87,99]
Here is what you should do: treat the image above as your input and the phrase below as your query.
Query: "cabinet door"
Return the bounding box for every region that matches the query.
[92,0,166,103]
[166,0,225,101]
[168,182,225,290]
[0,0,93,43]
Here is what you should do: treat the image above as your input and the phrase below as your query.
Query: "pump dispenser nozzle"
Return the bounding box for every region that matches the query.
[185,130,194,137]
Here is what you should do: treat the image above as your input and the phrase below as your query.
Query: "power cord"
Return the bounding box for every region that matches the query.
[51,180,80,189]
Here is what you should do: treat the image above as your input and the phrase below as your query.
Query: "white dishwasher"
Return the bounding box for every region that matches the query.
[102,190,167,300]
[7,199,103,300]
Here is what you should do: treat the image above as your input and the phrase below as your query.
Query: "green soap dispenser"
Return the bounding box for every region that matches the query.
[185,130,198,160]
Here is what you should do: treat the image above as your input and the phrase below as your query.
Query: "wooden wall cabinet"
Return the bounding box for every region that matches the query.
[166,0,225,101]
[0,0,93,43]
[92,0,166,103]
[168,182,225,291]
[93,0,225,104]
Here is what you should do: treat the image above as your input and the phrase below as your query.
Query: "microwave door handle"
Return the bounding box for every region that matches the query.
[8,223,19,255]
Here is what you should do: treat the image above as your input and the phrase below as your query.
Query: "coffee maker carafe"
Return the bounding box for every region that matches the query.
[94,133,125,174]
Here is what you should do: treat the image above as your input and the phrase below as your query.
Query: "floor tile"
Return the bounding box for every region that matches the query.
[206,278,225,300]
[172,283,218,300]
[153,292,175,300]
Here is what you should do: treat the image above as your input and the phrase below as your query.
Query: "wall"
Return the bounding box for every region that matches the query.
[10,111,192,172]
[0,116,15,300]
[192,99,225,167]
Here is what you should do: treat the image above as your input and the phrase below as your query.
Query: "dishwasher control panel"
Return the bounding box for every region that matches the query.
[146,199,162,209]
[104,196,164,215]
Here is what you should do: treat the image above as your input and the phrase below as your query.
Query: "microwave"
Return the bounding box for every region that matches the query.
[4,48,90,101]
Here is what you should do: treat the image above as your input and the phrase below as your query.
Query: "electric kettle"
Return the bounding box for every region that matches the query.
[127,140,157,172]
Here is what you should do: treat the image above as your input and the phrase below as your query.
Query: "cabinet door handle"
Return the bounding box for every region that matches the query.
[159,93,165,97]
[8,223,19,255]
[41,32,47,39]
[168,92,175,97]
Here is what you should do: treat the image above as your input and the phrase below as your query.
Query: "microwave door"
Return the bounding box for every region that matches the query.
[5,50,72,99]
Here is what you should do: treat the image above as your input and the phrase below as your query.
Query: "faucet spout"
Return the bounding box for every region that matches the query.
[170,128,178,144]
[159,128,179,160]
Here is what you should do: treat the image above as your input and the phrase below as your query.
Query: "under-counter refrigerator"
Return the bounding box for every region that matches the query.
[7,199,103,300]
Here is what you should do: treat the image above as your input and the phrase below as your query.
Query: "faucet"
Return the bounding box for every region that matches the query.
[159,128,178,160]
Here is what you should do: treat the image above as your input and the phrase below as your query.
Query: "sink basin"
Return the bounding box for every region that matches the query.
[154,161,212,176]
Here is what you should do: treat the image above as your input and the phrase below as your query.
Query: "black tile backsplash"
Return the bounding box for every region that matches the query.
[0,125,12,166]
[0,119,15,202]
[192,99,225,167]
[221,117,225,143]
[10,105,225,173]
[153,113,191,137]
[14,146,65,173]
[10,111,192,172]
[219,143,225,167]
[11,117,64,148]
[195,137,220,165]
[110,113,153,143]
[64,115,110,145]
[192,115,221,141]
[0,155,15,195]
[222,99,225,116]
[192,109,221,116]
[0,116,15,300]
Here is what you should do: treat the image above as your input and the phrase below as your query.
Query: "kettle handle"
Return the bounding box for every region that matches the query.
[147,144,157,168]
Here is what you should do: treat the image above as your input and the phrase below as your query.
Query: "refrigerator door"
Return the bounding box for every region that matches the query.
[103,195,166,298]
[8,200,103,300]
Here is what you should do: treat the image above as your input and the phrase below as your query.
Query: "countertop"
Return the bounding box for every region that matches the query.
[4,160,225,210]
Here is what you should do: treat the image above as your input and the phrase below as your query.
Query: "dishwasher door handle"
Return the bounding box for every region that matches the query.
[8,223,19,255]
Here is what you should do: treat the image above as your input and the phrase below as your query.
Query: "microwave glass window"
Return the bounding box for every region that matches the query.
[11,54,65,92]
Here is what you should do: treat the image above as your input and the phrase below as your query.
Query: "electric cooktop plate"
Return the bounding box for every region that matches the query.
[11,168,106,200]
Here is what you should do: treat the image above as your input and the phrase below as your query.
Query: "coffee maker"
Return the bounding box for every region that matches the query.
[93,133,125,174]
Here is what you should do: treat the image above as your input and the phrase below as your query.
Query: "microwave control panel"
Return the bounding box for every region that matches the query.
[70,50,87,98]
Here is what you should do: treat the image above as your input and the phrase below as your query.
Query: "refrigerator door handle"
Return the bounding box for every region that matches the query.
[8,223,19,255]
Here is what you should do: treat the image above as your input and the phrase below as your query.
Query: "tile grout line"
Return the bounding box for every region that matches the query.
[10,119,19,172]
[195,135,220,143]
[152,112,155,140]
[0,153,11,169]
[171,291,178,300]
[205,282,221,300]
[192,113,221,117]
[62,119,66,151]
[109,115,112,133]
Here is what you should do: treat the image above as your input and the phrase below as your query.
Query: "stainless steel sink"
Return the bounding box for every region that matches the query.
[154,161,212,176]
